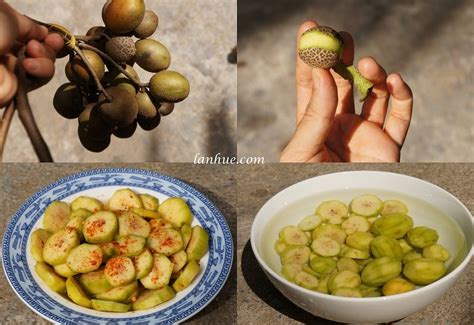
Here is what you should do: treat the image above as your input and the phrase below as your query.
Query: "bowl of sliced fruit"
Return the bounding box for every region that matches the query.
[251,171,472,323]
[3,169,233,324]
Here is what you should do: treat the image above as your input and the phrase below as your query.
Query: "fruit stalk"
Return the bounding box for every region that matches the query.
[0,101,15,160]
[334,62,374,102]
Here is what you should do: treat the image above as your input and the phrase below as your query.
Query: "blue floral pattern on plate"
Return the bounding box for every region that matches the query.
[2,168,233,324]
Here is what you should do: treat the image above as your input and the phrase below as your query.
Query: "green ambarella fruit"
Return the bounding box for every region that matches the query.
[310,256,337,278]
[102,0,145,34]
[371,213,414,239]
[79,104,112,141]
[359,284,380,297]
[134,10,159,38]
[327,270,361,293]
[53,83,84,119]
[422,244,451,262]
[339,245,370,259]
[158,103,175,116]
[312,224,346,244]
[135,39,171,72]
[332,287,363,297]
[98,87,139,127]
[336,257,360,273]
[406,226,439,248]
[382,277,415,296]
[398,239,414,254]
[403,258,446,285]
[361,257,401,287]
[298,26,373,101]
[149,71,190,103]
[345,232,374,252]
[136,91,161,131]
[106,65,139,95]
[370,235,403,260]
[403,251,422,264]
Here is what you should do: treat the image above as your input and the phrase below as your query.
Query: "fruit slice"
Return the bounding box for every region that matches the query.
[132,286,175,311]
[298,215,322,231]
[118,212,151,237]
[170,250,188,274]
[294,271,319,290]
[71,196,103,213]
[349,194,383,217]
[281,263,303,281]
[312,224,346,244]
[186,226,209,261]
[43,228,80,266]
[115,235,146,257]
[54,264,77,278]
[332,287,363,297]
[104,256,136,287]
[131,207,160,219]
[79,270,113,295]
[109,188,143,211]
[140,254,174,289]
[381,200,408,216]
[43,201,71,233]
[149,218,173,233]
[310,256,337,278]
[65,215,88,241]
[140,194,159,211]
[66,277,92,308]
[67,244,103,273]
[35,262,66,293]
[91,299,131,312]
[158,197,193,227]
[181,224,192,249]
[100,242,117,261]
[148,228,183,256]
[281,246,311,265]
[345,232,374,252]
[339,245,370,259]
[273,239,287,255]
[341,215,370,234]
[83,211,118,244]
[279,226,308,246]
[336,257,360,273]
[70,208,93,219]
[316,200,348,225]
[133,248,154,279]
[311,237,341,257]
[172,260,201,292]
[95,281,138,302]
[30,229,51,262]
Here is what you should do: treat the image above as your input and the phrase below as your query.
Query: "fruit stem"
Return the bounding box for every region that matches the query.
[0,101,16,161]
[78,43,142,87]
[73,45,112,102]
[333,62,374,102]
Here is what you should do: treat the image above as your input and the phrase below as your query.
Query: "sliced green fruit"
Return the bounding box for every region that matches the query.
[309,256,337,278]
[133,248,154,279]
[99,242,117,261]
[294,271,319,289]
[186,226,209,261]
[71,196,103,213]
[311,237,341,257]
[115,235,146,257]
[109,188,143,211]
[104,256,136,287]
[65,215,88,241]
[95,281,138,302]
[118,212,151,237]
[132,207,161,219]
[279,226,308,246]
[298,215,322,231]
[30,229,51,263]
[339,246,370,260]
[140,254,173,289]
[148,228,183,256]
[312,224,346,244]
[149,218,173,233]
[35,262,66,293]
[281,246,311,265]
[316,200,348,225]
[170,250,188,274]
[281,263,303,282]
[381,200,408,216]
[158,197,193,227]
[273,239,287,255]
[172,260,201,292]
[43,228,80,266]
[54,264,78,278]
[140,194,159,211]
[181,224,192,249]
[83,211,118,244]
[43,201,71,233]
[79,269,113,295]
[67,244,103,273]
[66,277,92,308]
[349,194,383,217]
[345,232,374,252]
[132,286,175,311]
[91,299,131,312]
[328,270,361,293]
[341,215,370,234]
[70,208,93,219]
[336,257,360,273]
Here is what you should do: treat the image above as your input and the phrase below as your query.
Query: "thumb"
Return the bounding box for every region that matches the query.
[281,68,338,162]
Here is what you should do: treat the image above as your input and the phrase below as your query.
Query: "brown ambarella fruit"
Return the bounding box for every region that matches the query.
[113,120,138,138]
[78,126,111,153]
[86,26,106,37]
[105,37,136,63]
[134,10,159,39]
[86,26,107,51]
[65,62,77,83]
[107,65,139,95]
[135,39,171,72]
[158,103,175,116]
[79,103,112,140]
[136,91,161,131]
[71,50,105,85]
[98,87,139,127]
[149,71,190,103]
[53,83,84,119]
[102,0,145,34]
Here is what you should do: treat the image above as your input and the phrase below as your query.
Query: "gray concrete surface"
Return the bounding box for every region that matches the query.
[237,163,473,324]
[238,0,474,162]
[3,0,237,162]
[0,163,237,324]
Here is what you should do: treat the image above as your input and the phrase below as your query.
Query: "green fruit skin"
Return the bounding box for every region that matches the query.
[403,251,422,264]
[422,244,451,261]
[406,226,439,248]
[53,83,84,119]
[327,270,361,293]
[403,258,446,285]
[134,10,159,39]
[382,278,415,296]
[345,232,374,252]
[102,0,145,34]
[149,71,190,103]
[371,213,414,239]
[135,39,171,72]
[370,235,404,260]
[310,256,337,278]
[361,257,402,287]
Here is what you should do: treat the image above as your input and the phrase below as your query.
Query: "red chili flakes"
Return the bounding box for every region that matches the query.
[85,219,106,237]
[89,248,102,267]
[106,257,126,277]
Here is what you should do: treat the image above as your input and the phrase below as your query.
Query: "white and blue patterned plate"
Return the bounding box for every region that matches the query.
[2,168,233,324]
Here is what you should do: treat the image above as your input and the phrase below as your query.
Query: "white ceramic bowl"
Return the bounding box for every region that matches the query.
[251,171,473,323]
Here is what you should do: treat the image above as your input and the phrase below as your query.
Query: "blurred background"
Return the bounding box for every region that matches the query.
[238,0,474,162]
[3,0,236,162]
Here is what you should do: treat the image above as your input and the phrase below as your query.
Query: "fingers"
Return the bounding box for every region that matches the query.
[332,31,355,115]
[0,5,19,55]
[359,57,389,126]
[26,39,56,61]
[384,73,413,147]
[0,61,18,107]
[44,33,65,56]
[281,68,338,162]
[23,57,55,79]
[296,20,318,123]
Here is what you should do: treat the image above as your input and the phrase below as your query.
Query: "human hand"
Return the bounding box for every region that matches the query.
[281,21,413,162]
[0,1,64,108]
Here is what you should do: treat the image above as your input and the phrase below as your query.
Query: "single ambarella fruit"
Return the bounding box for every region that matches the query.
[370,235,404,260]
[102,0,145,34]
[327,270,361,293]
[403,258,446,285]
[382,277,415,296]
[361,256,402,287]
[371,213,414,239]
[298,26,373,101]
[406,226,439,248]
[422,244,451,262]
